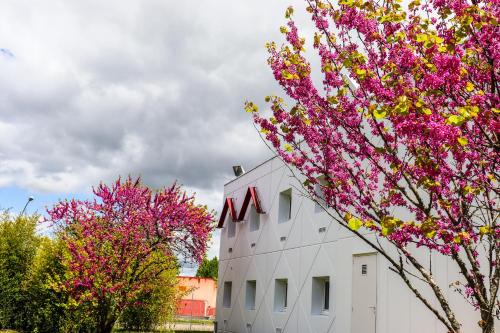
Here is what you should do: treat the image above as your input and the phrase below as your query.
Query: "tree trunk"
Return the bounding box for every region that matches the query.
[95,316,116,333]
[95,301,116,333]
[481,314,495,333]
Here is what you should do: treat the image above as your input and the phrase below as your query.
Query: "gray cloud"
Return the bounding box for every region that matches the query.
[0,0,315,207]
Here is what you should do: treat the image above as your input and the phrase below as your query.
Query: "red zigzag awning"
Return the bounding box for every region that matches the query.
[217,187,265,228]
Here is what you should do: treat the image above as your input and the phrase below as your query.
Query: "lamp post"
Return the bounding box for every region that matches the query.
[20,196,34,216]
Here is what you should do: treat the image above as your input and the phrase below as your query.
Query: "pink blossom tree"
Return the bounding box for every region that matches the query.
[47,177,214,333]
[250,0,499,332]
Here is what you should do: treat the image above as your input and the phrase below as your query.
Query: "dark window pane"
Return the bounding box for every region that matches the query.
[324,281,330,310]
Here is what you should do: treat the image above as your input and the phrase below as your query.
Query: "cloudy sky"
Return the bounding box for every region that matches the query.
[0,0,314,273]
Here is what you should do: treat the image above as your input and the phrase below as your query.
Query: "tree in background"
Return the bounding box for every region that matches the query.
[48,177,214,333]
[250,0,498,332]
[196,256,218,280]
[0,212,41,329]
[22,237,93,333]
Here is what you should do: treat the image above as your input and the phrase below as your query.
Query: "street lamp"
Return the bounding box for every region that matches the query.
[20,196,34,216]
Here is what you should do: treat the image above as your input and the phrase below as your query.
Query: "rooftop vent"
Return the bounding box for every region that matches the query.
[233,165,245,177]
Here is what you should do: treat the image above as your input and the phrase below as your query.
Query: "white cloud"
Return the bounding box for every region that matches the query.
[0,0,315,262]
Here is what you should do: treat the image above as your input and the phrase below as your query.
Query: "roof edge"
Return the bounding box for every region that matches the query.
[224,154,279,186]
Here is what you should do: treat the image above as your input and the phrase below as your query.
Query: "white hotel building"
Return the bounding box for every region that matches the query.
[215,156,487,333]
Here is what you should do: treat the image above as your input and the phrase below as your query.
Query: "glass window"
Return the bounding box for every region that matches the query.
[312,276,330,315]
[245,280,257,310]
[274,279,288,312]
[279,189,292,223]
[223,281,232,308]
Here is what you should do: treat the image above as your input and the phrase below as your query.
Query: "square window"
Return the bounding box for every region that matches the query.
[249,204,260,232]
[312,276,330,315]
[278,189,292,223]
[245,280,256,310]
[274,279,288,312]
[223,281,232,308]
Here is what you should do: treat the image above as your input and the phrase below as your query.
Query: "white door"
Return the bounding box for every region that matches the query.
[351,253,377,333]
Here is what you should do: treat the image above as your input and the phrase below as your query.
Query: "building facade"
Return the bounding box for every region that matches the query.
[215,156,490,333]
[177,276,217,319]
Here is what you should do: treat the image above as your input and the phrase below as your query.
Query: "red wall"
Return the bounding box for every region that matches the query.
[177,299,207,317]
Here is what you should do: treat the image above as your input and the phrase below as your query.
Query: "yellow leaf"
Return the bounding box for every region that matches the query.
[281,70,295,80]
[434,36,444,44]
[244,102,259,113]
[422,108,432,115]
[284,143,293,152]
[409,0,421,10]
[364,220,374,228]
[447,115,464,126]
[469,106,479,117]
[285,6,294,19]
[457,137,468,146]
[356,68,367,79]
[438,45,447,53]
[416,33,428,42]
[373,109,386,119]
[479,226,491,235]
[465,82,475,92]
[314,33,321,46]
[426,230,437,238]
[339,0,356,6]
[348,216,363,231]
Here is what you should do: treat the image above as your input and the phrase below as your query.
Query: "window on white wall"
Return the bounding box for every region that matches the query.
[314,176,327,213]
[223,281,232,308]
[249,204,260,231]
[311,276,330,315]
[274,279,288,312]
[278,189,292,223]
[245,280,257,310]
[227,219,236,238]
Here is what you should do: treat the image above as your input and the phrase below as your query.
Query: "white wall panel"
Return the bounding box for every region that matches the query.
[216,156,492,333]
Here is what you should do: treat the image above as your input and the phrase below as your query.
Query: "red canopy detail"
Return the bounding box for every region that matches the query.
[217,197,238,228]
[237,187,265,221]
[216,187,265,228]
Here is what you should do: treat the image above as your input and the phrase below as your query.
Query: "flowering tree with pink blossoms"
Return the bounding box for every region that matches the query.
[250,0,499,332]
[47,177,214,333]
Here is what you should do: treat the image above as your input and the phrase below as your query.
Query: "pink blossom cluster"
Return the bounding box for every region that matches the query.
[254,0,498,261]
[47,177,214,308]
